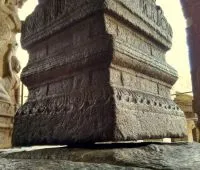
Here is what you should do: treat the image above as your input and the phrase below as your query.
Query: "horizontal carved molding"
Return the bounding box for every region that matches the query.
[17,86,183,117]
[21,34,176,87]
[21,0,172,49]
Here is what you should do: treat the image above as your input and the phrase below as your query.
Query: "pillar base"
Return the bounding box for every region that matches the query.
[13,0,187,146]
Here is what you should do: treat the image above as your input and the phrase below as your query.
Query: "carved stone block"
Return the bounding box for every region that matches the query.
[13,0,187,146]
[0,101,14,148]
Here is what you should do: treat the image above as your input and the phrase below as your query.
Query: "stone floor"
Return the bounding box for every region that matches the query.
[0,142,200,170]
[0,159,138,170]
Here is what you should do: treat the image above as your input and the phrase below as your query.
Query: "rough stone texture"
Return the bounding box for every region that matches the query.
[0,0,22,104]
[0,159,137,170]
[174,93,200,142]
[180,0,200,127]
[13,0,186,146]
[0,1,21,78]
[1,143,200,169]
[0,159,138,170]
[0,51,21,149]
[0,101,15,149]
[0,0,26,149]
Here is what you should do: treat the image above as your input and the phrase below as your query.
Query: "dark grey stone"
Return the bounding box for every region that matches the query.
[1,143,200,169]
[0,159,141,170]
[13,0,186,146]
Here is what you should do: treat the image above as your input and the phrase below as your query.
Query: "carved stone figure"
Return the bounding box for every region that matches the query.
[0,43,21,106]
[0,0,25,149]
[13,0,187,146]
[0,43,21,149]
[0,0,22,78]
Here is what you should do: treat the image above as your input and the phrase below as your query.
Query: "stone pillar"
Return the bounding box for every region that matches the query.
[13,0,187,146]
[0,0,24,148]
[180,0,200,127]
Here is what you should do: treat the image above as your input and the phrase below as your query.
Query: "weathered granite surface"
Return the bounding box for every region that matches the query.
[1,143,200,169]
[13,0,186,146]
[0,0,26,149]
[0,101,14,149]
[0,159,138,170]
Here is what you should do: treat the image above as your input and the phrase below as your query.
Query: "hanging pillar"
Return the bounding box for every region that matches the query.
[12,0,187,146]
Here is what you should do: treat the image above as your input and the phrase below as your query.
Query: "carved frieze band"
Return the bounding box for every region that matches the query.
[113,86,183,116]
[0,101,14,117]
[105,0,172,48]
[21,26,176,88]
[113,41,177,85]
[115,0,172,38]
[21,35,112,87]
[21,0,172,48]
[16,86,184,118]
[21,37,177,88]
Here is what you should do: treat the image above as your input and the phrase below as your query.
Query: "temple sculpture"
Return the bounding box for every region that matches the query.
[13,0,187,146]
[174,93,200,142]
[0,0,25,148]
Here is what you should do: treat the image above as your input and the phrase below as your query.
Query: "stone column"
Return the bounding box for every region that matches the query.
[13,0,187,146]
[0,0,24,148]
[180,0,200,127]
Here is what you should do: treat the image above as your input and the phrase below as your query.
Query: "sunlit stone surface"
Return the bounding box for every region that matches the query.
[0,0,25,149]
